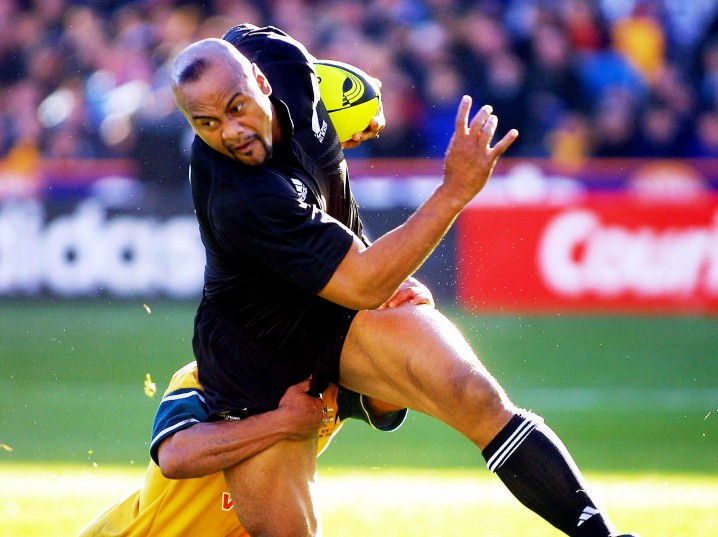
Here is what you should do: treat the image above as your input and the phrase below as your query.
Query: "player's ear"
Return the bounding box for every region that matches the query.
[252,64,272,96]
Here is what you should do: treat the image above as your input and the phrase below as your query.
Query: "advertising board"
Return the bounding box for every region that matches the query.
[2,157,717,314]
[457,194,718,314]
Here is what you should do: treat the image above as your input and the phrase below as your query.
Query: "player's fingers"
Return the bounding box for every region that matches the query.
[370,118,385,134]
[469,105,493,140]
[477,114,498,146]
[344,118,383,150]
[410,293,432,306]
[341,138,361,150]
[490,128,520,158]
[386,288,414,308]
[455,95,472,132]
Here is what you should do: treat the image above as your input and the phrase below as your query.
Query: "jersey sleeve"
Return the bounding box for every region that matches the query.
[149,365,209,465]
[336,386,408,432]
[213,174,355,294]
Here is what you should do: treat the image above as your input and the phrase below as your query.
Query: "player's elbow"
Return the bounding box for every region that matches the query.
[157,442,194,479]
[159,464,180,480]
[160,456,205,479]
[158,453,184,479]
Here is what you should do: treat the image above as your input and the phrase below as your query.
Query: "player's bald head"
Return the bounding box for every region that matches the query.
[170,37,276,165]
[171,38,253,110]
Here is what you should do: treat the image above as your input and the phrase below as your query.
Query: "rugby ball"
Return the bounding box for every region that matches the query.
[314,60,380,143]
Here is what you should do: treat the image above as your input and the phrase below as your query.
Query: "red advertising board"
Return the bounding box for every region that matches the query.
[457,193,718,314]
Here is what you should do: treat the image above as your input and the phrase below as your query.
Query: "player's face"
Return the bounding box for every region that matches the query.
[179,61,274,165]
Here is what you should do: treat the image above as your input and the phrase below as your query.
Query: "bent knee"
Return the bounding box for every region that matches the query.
[443,368,516,423]
[440,371,518,447]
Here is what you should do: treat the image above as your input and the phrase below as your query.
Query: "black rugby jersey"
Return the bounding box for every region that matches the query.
[189,25,370,409]
[190,98,355,346]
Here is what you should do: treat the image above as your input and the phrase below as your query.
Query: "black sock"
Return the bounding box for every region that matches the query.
[482,412,616,537]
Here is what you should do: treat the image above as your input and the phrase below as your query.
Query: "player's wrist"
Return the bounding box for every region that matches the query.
[432,183,472,213]
[275,404,323,439]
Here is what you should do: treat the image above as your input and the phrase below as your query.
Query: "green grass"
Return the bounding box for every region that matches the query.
[1,299,717,473]
[2,464,717,536]
[1,299,195,464]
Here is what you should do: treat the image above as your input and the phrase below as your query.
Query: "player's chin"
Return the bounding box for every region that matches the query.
[239,154,267,166]
[230,145,269,166]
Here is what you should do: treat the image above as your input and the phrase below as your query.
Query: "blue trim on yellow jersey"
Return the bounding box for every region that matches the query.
[149,362,409,465]
[150,387,209,465]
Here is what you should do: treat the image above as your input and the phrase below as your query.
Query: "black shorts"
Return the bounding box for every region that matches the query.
[192,297,357,419]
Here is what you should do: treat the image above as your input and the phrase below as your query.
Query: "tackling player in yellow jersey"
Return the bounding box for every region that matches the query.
[78,362,406,537]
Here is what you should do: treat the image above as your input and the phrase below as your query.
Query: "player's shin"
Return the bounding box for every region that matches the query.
[481,411,619,537]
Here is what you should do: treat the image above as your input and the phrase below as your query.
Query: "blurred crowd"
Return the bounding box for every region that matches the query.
[4,0,718,195]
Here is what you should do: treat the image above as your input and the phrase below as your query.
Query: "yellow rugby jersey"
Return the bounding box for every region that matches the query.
[79,361,406,537]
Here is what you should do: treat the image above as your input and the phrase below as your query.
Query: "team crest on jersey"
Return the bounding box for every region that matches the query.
[311,77,327,143]
[317,403,336,440]
[221,492,234,511]
[291,178,308,202]
[314,118,328,143]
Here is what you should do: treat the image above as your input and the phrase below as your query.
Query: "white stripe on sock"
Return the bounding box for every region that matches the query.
[577,505,600,526]
[486,417,539,473]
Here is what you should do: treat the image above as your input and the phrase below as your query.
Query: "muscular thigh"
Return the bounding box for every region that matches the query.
[339,305,514,444]
[224,436,319,537]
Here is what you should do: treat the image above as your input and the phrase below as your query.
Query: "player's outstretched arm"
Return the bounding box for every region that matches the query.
[157,380,324,479]
[319,96,518,310]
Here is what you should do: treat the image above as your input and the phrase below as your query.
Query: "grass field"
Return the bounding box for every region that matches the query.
[1,465,717,536]
[1,299,717,535]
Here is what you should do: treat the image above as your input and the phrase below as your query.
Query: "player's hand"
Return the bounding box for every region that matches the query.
[378,276,434,309]
[443,96,518,204]
[341,78,385,149]
[277,379,326,439]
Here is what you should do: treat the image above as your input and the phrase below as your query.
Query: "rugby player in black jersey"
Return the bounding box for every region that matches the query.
[170,27,637,537]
